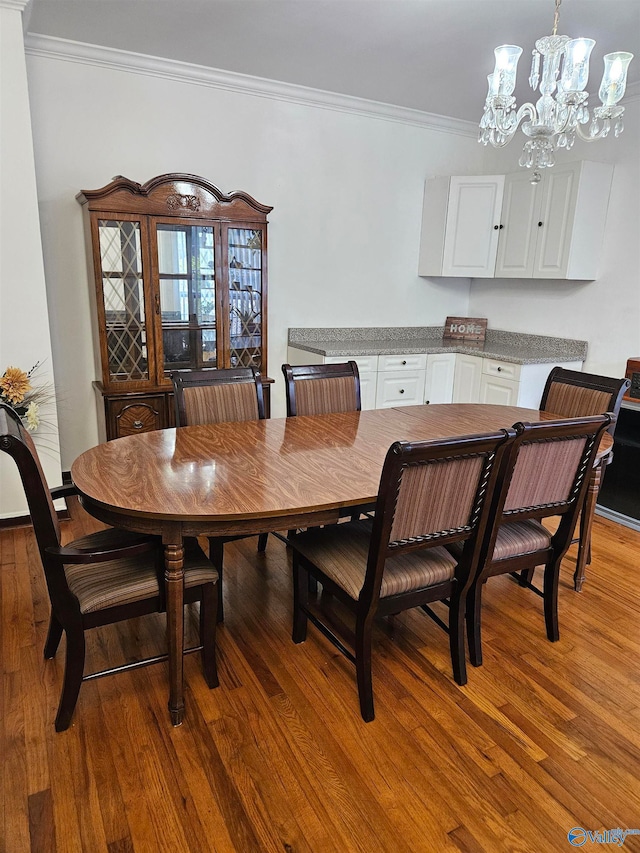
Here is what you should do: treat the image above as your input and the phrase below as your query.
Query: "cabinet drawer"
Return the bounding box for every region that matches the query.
[482,359,521,382]
[378,354,427,372]
[325,354,379,373]
[109,396,166,439]
[375,371,426,408]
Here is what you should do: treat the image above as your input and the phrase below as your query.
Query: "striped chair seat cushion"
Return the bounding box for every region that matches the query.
[490,519,552,561]
[65,534,218,614]
[448,518,551,564]
[292,520,457,600]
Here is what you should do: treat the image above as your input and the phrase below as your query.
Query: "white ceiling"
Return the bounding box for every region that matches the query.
[24,0,640,122]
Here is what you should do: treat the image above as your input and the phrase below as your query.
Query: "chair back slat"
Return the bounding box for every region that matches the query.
[282,362,361,417]
[294,376,359,417]
[540,367,629,436]
[171,367,265,426]
[491,415,612,537]
[182,383,259,424]
[503,436,588,512]
[390,454,485,543]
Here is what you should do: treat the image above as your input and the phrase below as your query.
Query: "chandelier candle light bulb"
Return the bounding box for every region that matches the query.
[479,0,633,169]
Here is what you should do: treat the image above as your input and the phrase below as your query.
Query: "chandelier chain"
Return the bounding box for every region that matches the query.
[552,0,562,37]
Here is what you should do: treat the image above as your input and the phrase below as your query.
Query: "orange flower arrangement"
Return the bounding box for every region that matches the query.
[0,362,47,432]
[0,366,32,405]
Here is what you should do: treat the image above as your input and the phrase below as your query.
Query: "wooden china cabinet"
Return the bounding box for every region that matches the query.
[77,174,272,440]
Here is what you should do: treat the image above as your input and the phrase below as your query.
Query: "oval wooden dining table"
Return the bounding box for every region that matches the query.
[70,403,612,726]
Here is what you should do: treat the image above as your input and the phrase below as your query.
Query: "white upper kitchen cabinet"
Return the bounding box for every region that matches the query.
[418,175,504,278]
[420,161,613,281]
[495,160,614,280]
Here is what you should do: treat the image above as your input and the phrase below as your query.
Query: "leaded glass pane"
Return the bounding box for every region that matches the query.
[156,224,217,370]
[228,228,262,369]
[98,220,148,381]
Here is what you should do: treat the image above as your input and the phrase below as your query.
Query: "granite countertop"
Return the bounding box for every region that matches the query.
[288,327,587,365]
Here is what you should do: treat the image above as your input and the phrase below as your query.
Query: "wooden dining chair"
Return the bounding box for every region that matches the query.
[171,367,272,622]
[281,361,371,538]
[0,402,219,732]
[539,367,629,590]
[461,413,612,670]
[289,428,514,721]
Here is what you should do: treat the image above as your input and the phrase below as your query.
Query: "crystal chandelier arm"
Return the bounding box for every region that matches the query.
[493,101,537,134]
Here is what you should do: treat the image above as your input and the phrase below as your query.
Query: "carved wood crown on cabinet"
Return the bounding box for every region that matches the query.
[77,174,273,440]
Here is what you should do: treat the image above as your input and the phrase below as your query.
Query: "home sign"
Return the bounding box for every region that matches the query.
[443,317,488,343]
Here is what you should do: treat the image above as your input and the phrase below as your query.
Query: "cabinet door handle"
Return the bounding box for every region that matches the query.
[154,293,160,314]
[494,225,499,230]
[399,389,405,394]
[538,221,543,227]
[133,419,144,429]
[401,360,407,365]
[499,224,504,229]
[497,367,502,372]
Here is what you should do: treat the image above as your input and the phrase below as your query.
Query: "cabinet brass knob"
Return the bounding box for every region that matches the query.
[133,419,144,429]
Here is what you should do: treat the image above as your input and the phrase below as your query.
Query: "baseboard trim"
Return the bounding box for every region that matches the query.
[595,504,640,532]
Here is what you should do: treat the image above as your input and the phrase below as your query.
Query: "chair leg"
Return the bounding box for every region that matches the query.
[199,582,219,688]
[543,558,561,642]
[256,533,268,553]
[449,593,468,686]
[292,554,309,643]
[54,621,85,732]
[574,463,600,592]
[466,582,484,668]
[208,538,225,623]
[43,612,64,659]
[355,614,375,722]
[518,568,535,587]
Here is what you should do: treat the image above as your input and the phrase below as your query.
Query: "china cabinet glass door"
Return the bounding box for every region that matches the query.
[155,222,219,374]
[227,226,264,370]
[97,217,151,384]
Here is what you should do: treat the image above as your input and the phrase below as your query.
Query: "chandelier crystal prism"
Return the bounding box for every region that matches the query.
[478,0,633,169]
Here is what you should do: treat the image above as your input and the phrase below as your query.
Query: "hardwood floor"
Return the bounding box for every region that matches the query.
[2,498,640,852]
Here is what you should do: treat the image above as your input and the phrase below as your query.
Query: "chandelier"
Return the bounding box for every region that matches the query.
[479,0,633,169]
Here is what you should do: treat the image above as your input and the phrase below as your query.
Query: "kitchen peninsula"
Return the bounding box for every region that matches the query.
[287,326,587,410]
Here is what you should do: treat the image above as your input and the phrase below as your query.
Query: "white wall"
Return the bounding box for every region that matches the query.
[0,5,61,517]
[474,97,640,379]
[26,47,482,466]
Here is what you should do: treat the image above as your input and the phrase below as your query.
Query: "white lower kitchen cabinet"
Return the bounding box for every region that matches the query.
[479,375,520,405]
[425,353,456,404]
[376,354,427,408]
[452,355,483,403]
[478,359,583,408]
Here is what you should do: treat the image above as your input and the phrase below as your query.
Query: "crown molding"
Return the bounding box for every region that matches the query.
[24,33,478,138]
[0,0,30,11]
